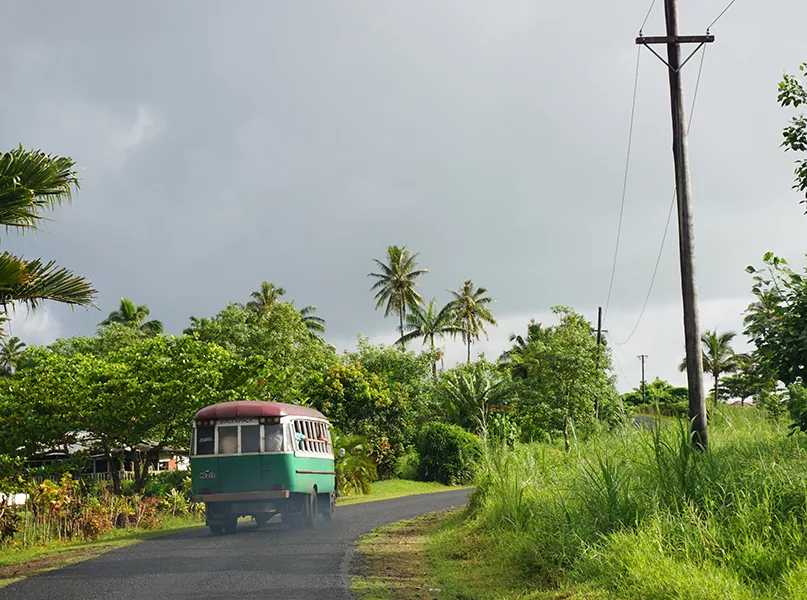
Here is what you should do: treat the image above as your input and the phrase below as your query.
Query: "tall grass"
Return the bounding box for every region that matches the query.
[469,407,807,599]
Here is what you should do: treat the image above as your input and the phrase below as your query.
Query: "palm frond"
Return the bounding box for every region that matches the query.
[0,146,80,232]
[0,251,96,310]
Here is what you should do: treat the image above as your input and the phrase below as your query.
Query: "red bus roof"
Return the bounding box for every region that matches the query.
[194,401,327,421]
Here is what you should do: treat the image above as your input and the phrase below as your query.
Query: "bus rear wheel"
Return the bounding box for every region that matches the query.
[224,518,238,534]
[320,492,335,521]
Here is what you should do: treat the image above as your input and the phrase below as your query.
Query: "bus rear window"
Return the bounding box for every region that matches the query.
[241,425,260,453]
[196,427,215,455]
[264,423,284,452]
[218,427,238,454]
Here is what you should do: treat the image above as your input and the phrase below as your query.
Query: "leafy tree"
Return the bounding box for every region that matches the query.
[246,281,286,321]
[0,336,26,374]
[303,362,413,478]
[99,297,163,334]
[185,302,337,398]
[436,360,515,434]
[0,336,262,493]
[0,147,97,329]
[344,336,436,425]
[45,323,144,359]
[447,280,497,363]
[744,253,807,385]
[778,63,807,208]
[396,300,463,377]
[719,356,775,406]
[510,307,618,451]
[621,377,688,407]
[368,246,428,346]
[678,330,744,408]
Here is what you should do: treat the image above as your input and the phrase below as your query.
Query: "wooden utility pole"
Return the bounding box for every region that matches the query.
[636,0,712,449]
[638,354,648,403]
[592,307,608,419]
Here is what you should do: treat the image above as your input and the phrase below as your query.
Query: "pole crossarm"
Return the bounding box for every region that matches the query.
[636,34,714,73]
[635,35,714,44]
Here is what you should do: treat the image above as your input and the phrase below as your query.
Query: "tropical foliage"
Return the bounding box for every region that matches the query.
[779,62,807,207]
[396,299,463,376]
[368,245,428,345]
[0,147,97,329]
[100,297,163,334]
[447,280,497,363]
[678,329,744,408]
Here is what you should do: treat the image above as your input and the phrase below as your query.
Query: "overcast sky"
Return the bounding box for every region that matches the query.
[1,1,805,392]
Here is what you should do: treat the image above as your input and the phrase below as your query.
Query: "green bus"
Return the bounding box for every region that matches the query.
[190,400,336,534]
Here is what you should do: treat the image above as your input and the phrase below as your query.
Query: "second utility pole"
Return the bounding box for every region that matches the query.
[638,354,648,403]
[636,0,711,449]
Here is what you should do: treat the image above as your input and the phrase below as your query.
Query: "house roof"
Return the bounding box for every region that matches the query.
[194,401,326,421]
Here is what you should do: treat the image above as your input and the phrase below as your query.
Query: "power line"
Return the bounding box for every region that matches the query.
[608,45,708,347]
[639,0,658,35]
[707,0,739,33]
[603,46,642,325]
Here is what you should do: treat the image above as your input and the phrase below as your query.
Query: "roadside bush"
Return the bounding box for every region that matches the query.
[144,470,188,498]
[416,422,482,485]
[393,449,420,481]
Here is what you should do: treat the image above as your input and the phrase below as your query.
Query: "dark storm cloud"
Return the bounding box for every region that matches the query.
[1,1,806,389]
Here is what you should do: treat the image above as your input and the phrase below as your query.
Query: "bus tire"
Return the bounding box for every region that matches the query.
[209,525,224,535]
[224,518,238,534]
[320,492,335,521]
[308,491,318,529]
[254,514,270,528]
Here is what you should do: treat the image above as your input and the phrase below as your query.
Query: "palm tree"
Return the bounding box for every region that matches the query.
[447,280,497,363]
[679,329,744,408]
[246,281,286,320]
[499,320,543,379]
[396,300,464,377]
[0,336,26,374]
[368,246,428,346]
[100,297,163,334]
[0,147,97,331]
[299,305,326,335]
[437,364,514,433]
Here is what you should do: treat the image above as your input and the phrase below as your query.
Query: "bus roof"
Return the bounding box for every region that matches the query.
[194,401,327,421]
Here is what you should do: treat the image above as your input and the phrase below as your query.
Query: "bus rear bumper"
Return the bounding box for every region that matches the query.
[193,490,290,503]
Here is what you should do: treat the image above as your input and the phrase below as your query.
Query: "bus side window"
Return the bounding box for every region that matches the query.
[303,421,313,452]
[264,423,284,452]
[218,427,238,454]
[294,421,304,450]
[241,425,260,453]
[196,427,215,455]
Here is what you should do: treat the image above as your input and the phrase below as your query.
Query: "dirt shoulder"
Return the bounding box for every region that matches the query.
[351,511,450,600]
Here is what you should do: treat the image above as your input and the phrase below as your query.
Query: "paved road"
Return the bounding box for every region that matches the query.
[0,489,469,600]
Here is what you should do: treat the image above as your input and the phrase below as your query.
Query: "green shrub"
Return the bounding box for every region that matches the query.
[394,449,420,481]
[416,422,482,485]
[144,470,188,498]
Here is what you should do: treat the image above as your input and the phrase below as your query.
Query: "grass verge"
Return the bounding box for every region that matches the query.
[337,479,464,506]
[351,511,449,600]
[0,516,203,589]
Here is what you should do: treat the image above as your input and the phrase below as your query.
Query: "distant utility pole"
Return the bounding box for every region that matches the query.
[638,354,648,403]
[592,307,608,419]
[636,0,711,449]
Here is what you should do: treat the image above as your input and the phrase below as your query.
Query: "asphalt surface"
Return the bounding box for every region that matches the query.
[0,489,469,600]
